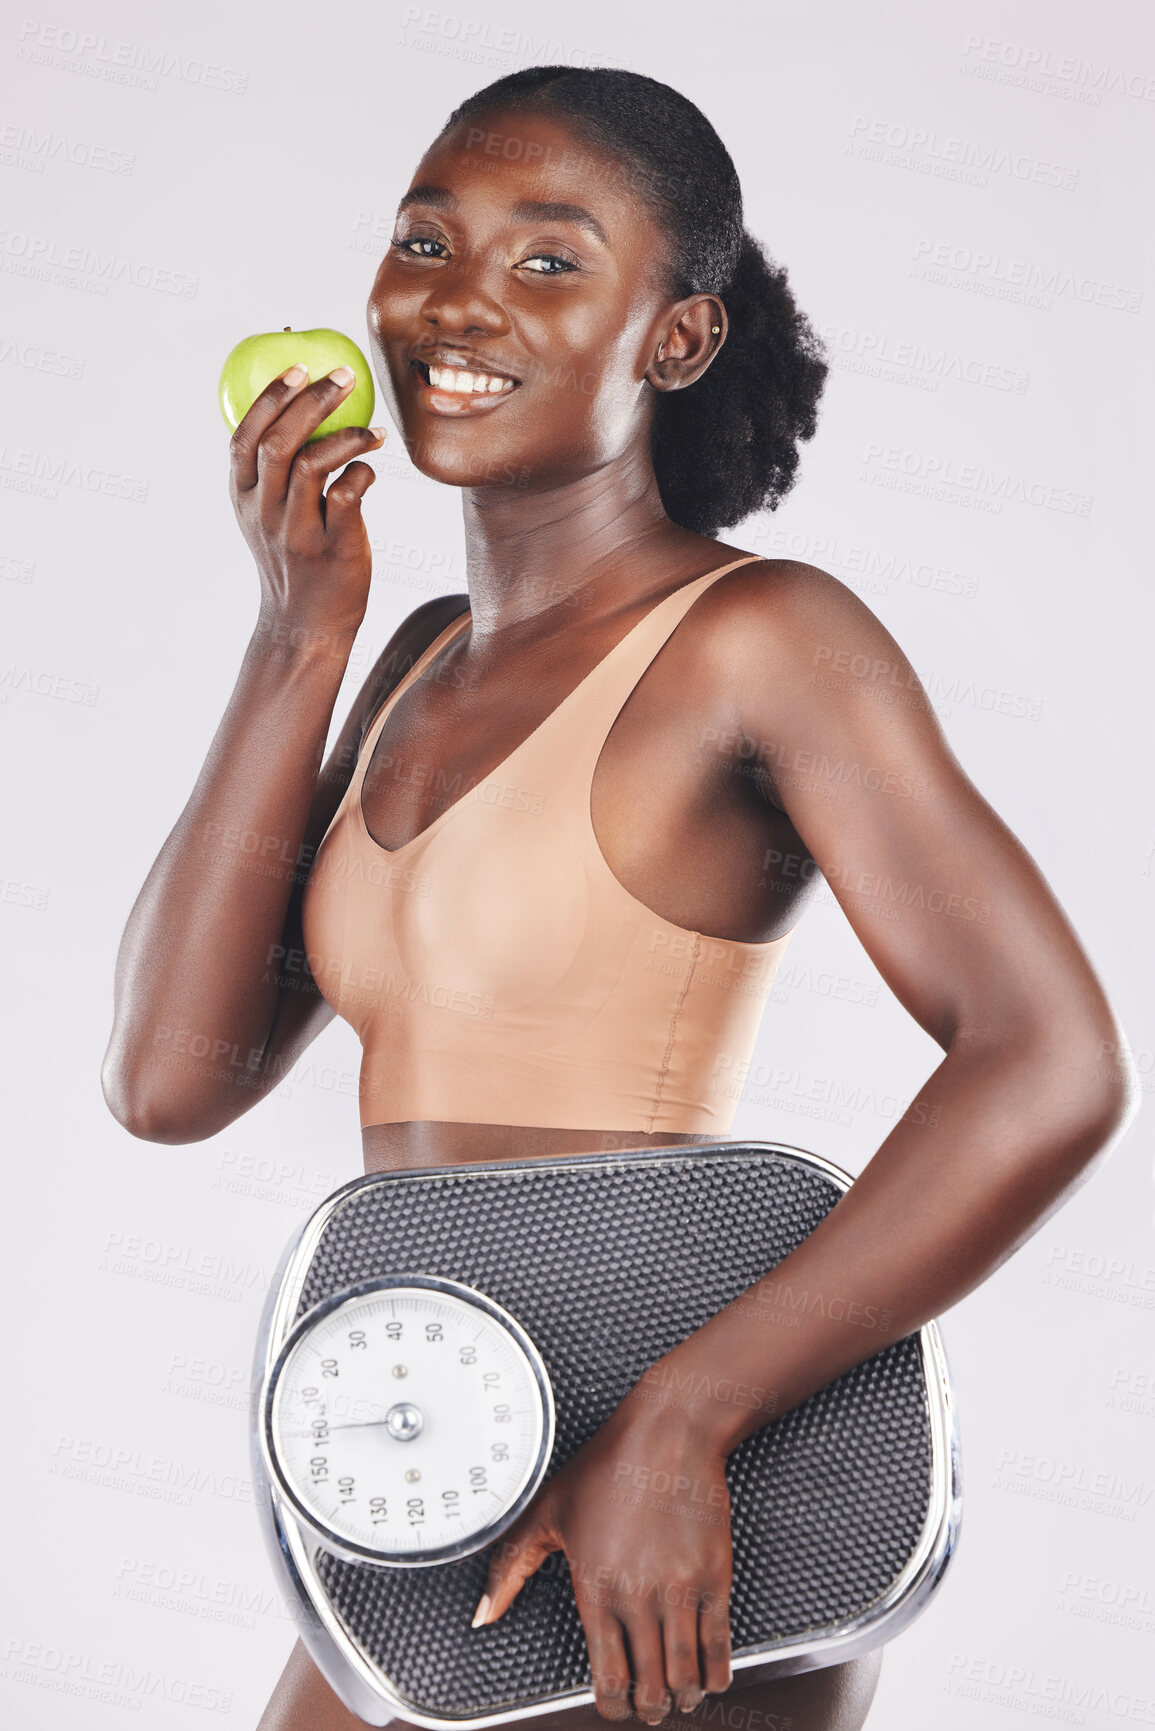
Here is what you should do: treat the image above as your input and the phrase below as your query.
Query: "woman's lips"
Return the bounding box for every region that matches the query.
[410,357,520,415]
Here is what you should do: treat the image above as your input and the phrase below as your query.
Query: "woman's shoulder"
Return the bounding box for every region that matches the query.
[699,548,908,674]
[699,551,948,777]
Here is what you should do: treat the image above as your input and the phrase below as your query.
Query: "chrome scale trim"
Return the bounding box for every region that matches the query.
[251,1139,963,1727]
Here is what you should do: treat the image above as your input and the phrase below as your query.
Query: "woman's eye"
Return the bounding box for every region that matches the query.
[517,253,578,275]
[391,236,449,259]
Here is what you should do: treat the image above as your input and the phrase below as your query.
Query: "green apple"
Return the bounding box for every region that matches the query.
[218,327,375,442]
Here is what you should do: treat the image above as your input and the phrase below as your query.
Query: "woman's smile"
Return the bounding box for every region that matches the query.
[410,346,522,414]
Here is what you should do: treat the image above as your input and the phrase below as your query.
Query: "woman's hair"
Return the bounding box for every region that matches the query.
[442,67,829,536]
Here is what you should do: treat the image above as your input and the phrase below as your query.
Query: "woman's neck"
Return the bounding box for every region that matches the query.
[459,448,701,642]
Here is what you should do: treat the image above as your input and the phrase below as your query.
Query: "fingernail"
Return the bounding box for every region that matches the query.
[470,1593,491,1629]
[282,363,308,387]
[368,426,386,443]
[328,365,355,387]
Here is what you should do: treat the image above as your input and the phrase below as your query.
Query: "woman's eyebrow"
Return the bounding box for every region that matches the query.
[510,200,609,245]
[396,183,454,214]
[394,188,609,248]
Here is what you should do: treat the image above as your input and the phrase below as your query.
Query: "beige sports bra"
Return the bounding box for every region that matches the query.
[300,554,791,1133]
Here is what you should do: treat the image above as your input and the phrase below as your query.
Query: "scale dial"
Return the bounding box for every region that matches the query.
[262,1276,555,1565]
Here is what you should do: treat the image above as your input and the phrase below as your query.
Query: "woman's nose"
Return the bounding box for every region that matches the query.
[421,261,509,338]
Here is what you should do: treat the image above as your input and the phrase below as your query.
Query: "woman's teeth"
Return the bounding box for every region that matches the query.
[427,365,515,395]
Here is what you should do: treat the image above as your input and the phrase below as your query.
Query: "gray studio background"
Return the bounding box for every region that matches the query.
[3,0,1154,1723]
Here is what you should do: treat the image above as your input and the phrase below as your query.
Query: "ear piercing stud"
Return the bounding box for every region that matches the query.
[711,325,721,334]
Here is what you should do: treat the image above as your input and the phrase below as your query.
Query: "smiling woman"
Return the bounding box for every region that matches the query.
[369,71,826,527]
[102,62,1135,1731]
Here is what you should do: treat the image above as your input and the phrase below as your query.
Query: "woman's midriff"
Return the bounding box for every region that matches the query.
[361,1119,720,1174]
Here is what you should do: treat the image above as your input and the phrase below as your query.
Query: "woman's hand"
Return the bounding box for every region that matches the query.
[473,1404,733,1724]
[228,363,385,639]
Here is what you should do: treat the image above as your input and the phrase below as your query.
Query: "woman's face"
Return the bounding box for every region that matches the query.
[366,106,679,493]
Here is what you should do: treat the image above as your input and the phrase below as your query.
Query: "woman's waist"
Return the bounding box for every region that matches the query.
[360,1117,720,1174]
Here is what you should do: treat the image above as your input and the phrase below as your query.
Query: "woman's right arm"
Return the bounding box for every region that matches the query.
[100,362,460,1143]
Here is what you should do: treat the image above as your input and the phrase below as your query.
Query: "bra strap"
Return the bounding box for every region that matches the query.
[355,606,472,778]
[550,553,765,772]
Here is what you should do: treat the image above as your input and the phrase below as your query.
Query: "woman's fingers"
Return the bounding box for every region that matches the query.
[228,365,314,494]
[253,371,363,506]
[321,460,378,532]
[475,1506,560,1625]
[287,427,384,528]
[699,1581,733,1695]
[582,1608,633,1722]
[661,1602,705,1714]
[230,367,364,501]
[621,1613,671,1725]
[475,1435,734,1722]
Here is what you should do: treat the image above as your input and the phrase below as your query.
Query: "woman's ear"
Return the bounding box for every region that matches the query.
[647,296,727,392]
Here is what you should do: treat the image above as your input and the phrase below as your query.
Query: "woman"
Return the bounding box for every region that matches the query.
[102,66,1135,1731]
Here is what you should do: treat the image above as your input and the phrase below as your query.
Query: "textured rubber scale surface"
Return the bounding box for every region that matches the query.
[293,1148,933,1717]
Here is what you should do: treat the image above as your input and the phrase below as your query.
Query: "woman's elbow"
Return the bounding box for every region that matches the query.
[100,1052,223,1145]
[1057,1009,1141,1139]
[1079,1039,1141,1145]
[1021,1016,1140,1180]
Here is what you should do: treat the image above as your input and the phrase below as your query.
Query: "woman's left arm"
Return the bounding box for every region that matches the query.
[473,563,1140,1719]
[640,561,1138,1433]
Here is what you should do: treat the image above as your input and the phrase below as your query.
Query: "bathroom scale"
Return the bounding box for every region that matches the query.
[252,1140,961,1726]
